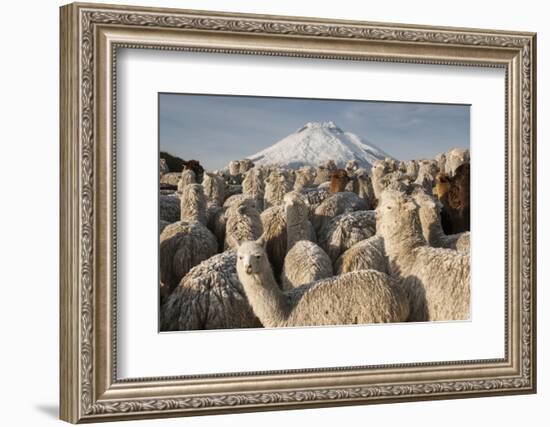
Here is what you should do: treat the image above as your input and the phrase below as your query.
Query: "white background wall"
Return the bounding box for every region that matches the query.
[0,0,546,425]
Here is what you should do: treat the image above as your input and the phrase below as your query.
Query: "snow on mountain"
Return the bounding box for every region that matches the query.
[248,121,393,170]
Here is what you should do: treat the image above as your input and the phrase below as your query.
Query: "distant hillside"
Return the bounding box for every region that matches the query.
[160,151,185,172]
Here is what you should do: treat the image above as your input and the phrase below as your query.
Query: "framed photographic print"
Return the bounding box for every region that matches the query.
[59,2,537,423]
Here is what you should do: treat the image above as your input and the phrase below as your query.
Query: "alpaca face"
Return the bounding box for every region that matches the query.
[376,191,419,241]
[237,241,266,275]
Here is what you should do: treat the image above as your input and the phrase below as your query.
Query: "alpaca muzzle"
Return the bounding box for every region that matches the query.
[245,265,253,275]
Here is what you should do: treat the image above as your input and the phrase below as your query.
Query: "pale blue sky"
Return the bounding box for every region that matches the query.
[159,93,470,171]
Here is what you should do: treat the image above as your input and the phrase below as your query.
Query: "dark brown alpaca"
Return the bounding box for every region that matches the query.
[330,169,350,193]
[434,163,470,234]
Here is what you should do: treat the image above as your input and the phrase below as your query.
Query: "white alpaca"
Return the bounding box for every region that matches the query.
[435,153,446,173]
[404,160,419,180]
[160,222,217,292]
[161,250,262,331]
[160,172,182,187]
[224,198,263,250]
[180,184,207,225]
[228,160,241,176]
[335,235,388,275]
[242,168,265,211]
[312,191,368,232]
[264,171,292,209]
[377,190,470,322]
[159,158,169,176]
[159,194,180,223]
[160,184,218,291]
[372,165,412,204]
[236,240,409,328]
[314,160,336,185]
[239,158,254,174]
[345,159,359,175]
[445,148,470,176]
[412,189,470,253]
[202,172,225,206]
[414,160,438,193]
[177,169,196,194]
[280,192,332,289]
[317,210,377,263]
[260,204,315,280]
[299,186,330,215]
[350,168,375,209]
[293,166,316,190]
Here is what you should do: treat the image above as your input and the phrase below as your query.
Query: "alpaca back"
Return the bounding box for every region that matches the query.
[399,246,470,321]
[283,270,409,327]
[335,235,388,275]
[318,210,376,262]
[312,192,368,232]
[161,251,262,331]
[281,241,333,290]
[159,221,218,291]
[160,195,180,223]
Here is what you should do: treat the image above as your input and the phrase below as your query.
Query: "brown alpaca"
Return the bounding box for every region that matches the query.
[434,172,452,203]
[447,163,470,232]
[434,164,470,234]
[330,169,350,193]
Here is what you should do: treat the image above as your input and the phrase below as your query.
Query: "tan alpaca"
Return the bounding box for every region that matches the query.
[376,190,470,322]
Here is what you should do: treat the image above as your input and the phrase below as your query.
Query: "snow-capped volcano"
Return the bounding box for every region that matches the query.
[248,121,393,169]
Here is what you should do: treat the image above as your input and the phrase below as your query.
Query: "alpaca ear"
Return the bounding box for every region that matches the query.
[403,200,417,211]
[255,233,267,248]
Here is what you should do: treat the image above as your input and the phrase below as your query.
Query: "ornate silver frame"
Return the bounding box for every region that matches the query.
[60,2,537,423]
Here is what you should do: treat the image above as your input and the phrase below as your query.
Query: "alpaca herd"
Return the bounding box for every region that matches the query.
[159,148,471,331]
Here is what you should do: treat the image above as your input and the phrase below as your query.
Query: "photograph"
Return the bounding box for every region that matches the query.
[57,3,536,422]
[158,94,471,331]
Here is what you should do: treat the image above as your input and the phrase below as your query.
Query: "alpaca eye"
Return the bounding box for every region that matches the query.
[255,255,261,259]
[238,256,243,260]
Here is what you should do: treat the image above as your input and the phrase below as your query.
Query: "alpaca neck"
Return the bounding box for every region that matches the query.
[383,218,426,276]
[241,266,290,328]
[419,208,446,245]
[181,197,206,224]
[285,208,309,250]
